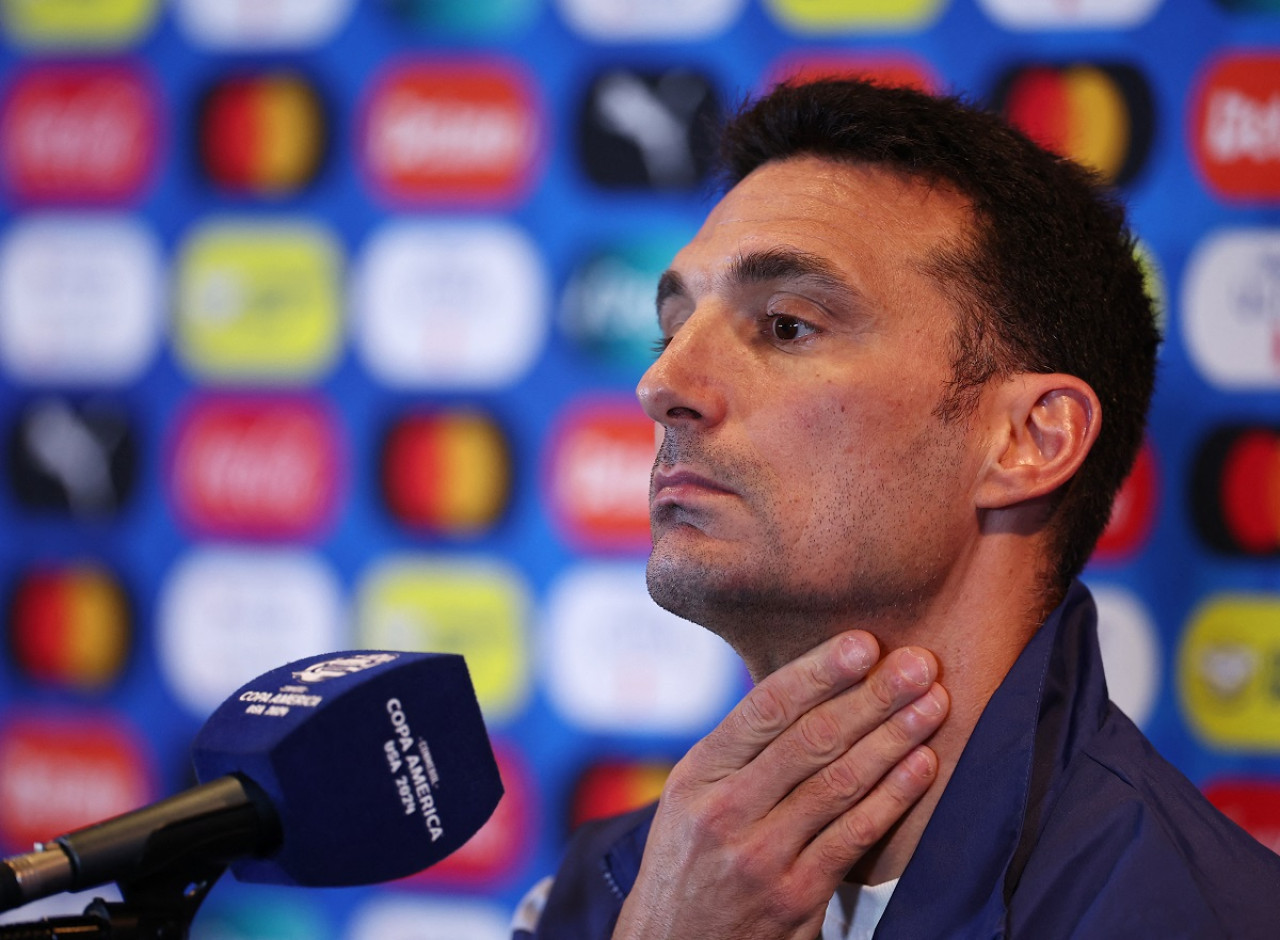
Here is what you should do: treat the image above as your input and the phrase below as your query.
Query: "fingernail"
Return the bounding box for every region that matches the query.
[913,686,945,717]
[907,747,936,779]
[902,649,931,686]
[838,633,874,672]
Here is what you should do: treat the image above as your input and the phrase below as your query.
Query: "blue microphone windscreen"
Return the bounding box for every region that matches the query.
[190,651,503,887]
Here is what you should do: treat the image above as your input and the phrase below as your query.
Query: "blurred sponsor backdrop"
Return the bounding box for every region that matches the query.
[0,0,1278,936]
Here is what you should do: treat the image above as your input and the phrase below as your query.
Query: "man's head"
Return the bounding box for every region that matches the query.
[712,78,1160,596]
[638,79,1158,652]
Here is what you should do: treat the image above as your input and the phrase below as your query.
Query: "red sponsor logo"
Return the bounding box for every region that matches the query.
[0,711,154,853]
[1204,778,1280,854]
[412,742,530,887]
[545,398,654,553]
[360,59,542,204]
[1191,425,1280,556]
[1093,439,1158,561]
[1191,52,1280,200]
[0,63,158,204]
[168,396,342,540]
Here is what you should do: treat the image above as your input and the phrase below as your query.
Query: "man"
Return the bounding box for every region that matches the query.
[513,78,1280,938]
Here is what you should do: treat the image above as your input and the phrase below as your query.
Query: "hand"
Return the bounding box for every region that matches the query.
[611,631,948,940]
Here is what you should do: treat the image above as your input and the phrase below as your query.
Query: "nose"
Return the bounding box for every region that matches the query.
[636,308,729,429]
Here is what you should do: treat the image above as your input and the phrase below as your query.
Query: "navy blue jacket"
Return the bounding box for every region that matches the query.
[518,582,1280,938]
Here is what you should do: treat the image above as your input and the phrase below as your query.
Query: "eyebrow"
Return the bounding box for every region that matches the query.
[655,246,860,317]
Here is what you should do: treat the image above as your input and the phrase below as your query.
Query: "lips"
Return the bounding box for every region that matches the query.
[650,466,738,506]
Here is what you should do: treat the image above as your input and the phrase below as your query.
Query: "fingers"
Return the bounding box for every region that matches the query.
[729,646,945,808]
[803,744,939,881]
[780,679,949,839]
[681,630,881,784]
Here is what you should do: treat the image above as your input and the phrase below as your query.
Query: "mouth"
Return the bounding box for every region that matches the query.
[650,465,738,507]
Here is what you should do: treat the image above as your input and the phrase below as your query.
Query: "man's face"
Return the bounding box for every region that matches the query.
[638,156,991,659]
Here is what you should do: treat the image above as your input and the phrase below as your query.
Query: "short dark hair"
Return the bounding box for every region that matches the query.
[718,78,1160,595]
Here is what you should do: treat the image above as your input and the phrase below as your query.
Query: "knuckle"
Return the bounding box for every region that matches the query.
[817,757,866,802]
[837,808,883,854]
[864,668,900,711]
[739,682,788,735]
[796,709,844,759]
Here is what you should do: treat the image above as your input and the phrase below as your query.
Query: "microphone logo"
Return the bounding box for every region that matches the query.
[292,653,399,684]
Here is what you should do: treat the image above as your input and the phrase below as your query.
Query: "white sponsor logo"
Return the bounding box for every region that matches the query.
[174,0,354,49]
[542,563,742,734]
[1087,582,1160,729]
[557,0,745,40]
[1204,89,1280,163]
[0,214,162,384]
[352,220,547,388]
[157,547,347,716]
[977,0,1162,29]
[1183,228,1280,389]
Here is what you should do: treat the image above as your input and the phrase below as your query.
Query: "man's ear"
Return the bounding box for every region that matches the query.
[975,373,1101,510]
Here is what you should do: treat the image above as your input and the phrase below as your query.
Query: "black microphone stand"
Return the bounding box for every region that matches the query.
[0,857,226,940]
[0,780,274,940]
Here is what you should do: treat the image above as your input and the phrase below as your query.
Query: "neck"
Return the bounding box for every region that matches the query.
[744,546,1054,886]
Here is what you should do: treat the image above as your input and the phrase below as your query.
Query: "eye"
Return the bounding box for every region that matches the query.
[766,313,818,342]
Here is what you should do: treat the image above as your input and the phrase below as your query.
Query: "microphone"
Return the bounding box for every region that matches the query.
[0,650,503,912]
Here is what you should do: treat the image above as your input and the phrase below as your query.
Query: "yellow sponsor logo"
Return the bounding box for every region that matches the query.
[1,0,159,47]
[763,0,946,31]
[355,556,529,720]
[1178,595,1280,750]
[175,220,342,382]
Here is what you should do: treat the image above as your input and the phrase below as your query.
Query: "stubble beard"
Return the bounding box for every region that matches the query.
[644,423,967,671]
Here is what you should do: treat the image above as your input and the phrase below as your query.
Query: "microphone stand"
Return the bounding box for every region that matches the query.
[0,778,275,940]
[0,856,226,940]
[0,854,225,939]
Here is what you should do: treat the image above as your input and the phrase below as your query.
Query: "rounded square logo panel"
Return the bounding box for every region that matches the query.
[157,547,347,717]
[7,397,138,519]
[542,563,743,734]
[385,0,539,35]
[359,58,543,206]
[0,710,155,853]
[1182,229,1280,390]
[352,219,547,389]
[556,0,745,40]
[6,562,132,693]
[0,213,163,385]
[977,0,1162,29]
[762,0,947,32]
[166,394,345,541]
[1190,52,1280,202]
[1189,425,1280,556]
[175,0,355,49]
[544,396,654,553]
[1178,594,1280,751]
[196,71,328,197]
[0,63,160,205]
[576,67,720,191]
[347,896,510,940]
[993,62,1154,188]
[0,0,160,48]
[174,218,343,384]
[380,408,512,537]
[355,555,530,721]
[559,230,695,371]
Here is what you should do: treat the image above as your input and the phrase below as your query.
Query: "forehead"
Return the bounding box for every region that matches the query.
[671,155,974,300]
